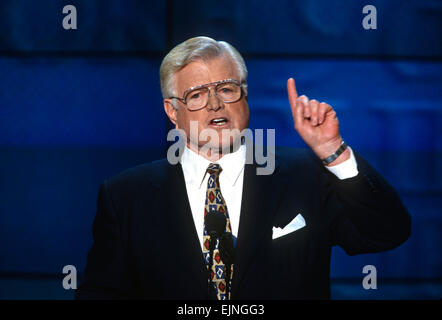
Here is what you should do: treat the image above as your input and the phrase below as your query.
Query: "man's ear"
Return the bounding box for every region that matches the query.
[164,99,178,127]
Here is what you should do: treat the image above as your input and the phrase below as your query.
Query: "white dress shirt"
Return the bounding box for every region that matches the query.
[179,145,358,251]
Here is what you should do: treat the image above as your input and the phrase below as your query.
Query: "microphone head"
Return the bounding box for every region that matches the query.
[205,210,226,238]
[219,232,236,265]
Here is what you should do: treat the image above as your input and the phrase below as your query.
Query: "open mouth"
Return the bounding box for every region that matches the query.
[209,117,229,126]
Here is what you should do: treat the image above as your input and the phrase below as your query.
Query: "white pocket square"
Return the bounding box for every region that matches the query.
[272,213,306,240]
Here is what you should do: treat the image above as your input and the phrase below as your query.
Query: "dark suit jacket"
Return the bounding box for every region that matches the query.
[75,147,411,300]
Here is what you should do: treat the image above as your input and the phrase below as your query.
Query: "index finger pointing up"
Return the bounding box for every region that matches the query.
[287,78,302,127]
[287,78,299,108]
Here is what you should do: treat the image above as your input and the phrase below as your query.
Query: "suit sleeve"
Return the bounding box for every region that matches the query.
[75,181,133,299]
[322,149,411,255]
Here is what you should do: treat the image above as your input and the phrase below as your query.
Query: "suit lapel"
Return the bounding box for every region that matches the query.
[231,157,288,297]
[163,163,209,296]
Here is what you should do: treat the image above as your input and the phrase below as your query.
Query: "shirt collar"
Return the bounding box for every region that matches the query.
[180,144,247,189]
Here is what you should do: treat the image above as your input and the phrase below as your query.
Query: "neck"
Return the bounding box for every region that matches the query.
[186,141,243,162]
[186,142,224,162]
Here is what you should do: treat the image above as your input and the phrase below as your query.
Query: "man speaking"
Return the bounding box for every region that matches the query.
[76,36,410,300]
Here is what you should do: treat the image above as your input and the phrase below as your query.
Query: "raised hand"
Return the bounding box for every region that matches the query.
[287,78,350,165]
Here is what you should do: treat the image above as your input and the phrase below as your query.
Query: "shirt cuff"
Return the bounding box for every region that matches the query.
[324,146,358,180]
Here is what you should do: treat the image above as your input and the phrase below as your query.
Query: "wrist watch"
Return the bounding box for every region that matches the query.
[321,141,348,165]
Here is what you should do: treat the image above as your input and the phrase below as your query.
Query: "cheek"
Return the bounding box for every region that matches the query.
[176,108,205,132]
[231,102,250,128]
[175,108,189,129]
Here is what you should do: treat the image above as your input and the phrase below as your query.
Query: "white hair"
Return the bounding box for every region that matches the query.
[160,36,248,108]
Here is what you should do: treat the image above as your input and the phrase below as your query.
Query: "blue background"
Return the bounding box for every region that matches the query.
[0,0,441,299]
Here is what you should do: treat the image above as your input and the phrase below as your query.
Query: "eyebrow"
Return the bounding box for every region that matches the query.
[183,78,240,95]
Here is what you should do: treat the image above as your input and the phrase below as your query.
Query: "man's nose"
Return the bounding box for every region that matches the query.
[206,87,223,111]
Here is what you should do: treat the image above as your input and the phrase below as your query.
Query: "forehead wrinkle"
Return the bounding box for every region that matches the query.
[175,56,239,96]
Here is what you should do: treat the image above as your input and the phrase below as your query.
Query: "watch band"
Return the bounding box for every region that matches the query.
[321,141,348,165]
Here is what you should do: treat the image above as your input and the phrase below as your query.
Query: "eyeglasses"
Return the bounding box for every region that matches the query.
[168,78,247,111]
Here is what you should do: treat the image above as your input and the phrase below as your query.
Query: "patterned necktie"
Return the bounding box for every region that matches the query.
[202,163,234,300]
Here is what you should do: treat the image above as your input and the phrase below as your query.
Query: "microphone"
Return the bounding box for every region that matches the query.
[204,209,226,298]
[204,210,237,299]
[219,232,236,298]
[219,232,235,265]
[205,209,226,240]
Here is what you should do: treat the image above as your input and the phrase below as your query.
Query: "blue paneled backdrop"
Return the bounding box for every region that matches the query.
[0,0,441,299]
